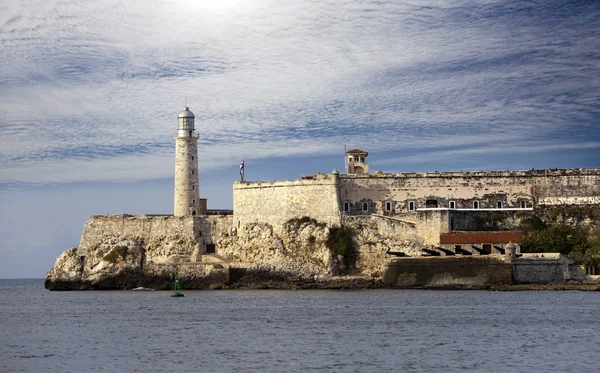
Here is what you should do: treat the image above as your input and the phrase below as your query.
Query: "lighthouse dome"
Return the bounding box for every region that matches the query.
[178,106,195,118]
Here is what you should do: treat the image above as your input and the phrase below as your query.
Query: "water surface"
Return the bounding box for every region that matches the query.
[1,279,598,372]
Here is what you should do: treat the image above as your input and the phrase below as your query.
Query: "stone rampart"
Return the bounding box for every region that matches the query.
[383,256,512,286]
[78,214,201,254]
[338,168,600,214]
[511,255,572,284]
[538,196,600,205]
[233,174,341,229]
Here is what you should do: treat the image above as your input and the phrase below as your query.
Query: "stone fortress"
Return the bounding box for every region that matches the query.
[45,106,600,289]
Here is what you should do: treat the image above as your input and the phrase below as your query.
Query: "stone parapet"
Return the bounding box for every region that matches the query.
[233,176,341,228]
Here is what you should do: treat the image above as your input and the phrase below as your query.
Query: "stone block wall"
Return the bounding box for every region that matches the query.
[512,258,571,284]
[382,256,512,286]
[78,214,201,254]
[338,173,534,213]
[415,210,450,246]
[233,174,341,229]
[448,210,523,231]
[338,168,600,215]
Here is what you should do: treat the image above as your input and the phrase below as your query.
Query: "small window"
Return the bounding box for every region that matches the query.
[206,244,216,254]
[362,202,368,212]
[409,201,415,211]
[343,202,350,212]
[521,200,527,208]
[473,201,479,209]
[191,210,196,216]
[191,156,194,160]
[454,244,462,251]
[192,185,194,190]
[348,156,353,162]
[385,201,392,212]
[497,201,502,209]
[192,199,195,204]
[192,170,194,175]
[354,156,359,162]
[449,201,456,209]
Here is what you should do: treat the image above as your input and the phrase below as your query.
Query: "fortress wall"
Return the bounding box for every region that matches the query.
[511,258,571,284]
[78,214,200,254]
[539,196,600,205]
[382,257,512,286]
[338,175,532,212]
[197,215,234,246]
[533,174,600,198]
[233,176,341,228]
[415,210,450,246]
[448,210,524,231]
[338,169,600,213]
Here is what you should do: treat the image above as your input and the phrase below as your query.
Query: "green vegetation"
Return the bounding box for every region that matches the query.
[285,216,326,227]
[521,225,588,255]
[327,226,356,264]
[102,245,129,263]
[520,219,600,265]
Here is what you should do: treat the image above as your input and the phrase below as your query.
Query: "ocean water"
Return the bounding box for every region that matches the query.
[1,279,598,373]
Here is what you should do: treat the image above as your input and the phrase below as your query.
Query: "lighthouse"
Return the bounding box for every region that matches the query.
[174,106,201,216]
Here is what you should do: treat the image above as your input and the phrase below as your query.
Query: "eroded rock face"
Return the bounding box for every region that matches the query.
[46,233,224,290]
[347,218,423,276]
[216,220,335,279]
[46,215,411,290]
[81,236,145,289]
[45,248,83,290]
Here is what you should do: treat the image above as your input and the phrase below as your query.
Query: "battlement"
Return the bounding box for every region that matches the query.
[341,168,600,179]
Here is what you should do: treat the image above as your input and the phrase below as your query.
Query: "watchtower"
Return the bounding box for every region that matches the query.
[345,148,369,175]
[174,106,201,216]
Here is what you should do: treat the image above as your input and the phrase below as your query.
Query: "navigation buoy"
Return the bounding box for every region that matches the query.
[171,279,184,297]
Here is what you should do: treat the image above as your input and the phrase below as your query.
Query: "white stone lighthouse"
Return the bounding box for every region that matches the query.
[174,106,201,216]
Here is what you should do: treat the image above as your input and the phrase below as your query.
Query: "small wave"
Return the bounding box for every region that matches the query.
[19,354,55,359]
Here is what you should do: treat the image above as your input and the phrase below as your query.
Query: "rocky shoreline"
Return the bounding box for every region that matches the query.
[46,271,600,291]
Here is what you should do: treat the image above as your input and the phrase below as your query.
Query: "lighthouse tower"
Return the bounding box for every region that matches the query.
[174,106,201,216]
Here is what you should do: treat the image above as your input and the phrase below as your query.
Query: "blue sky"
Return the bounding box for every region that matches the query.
[1,0,599,278]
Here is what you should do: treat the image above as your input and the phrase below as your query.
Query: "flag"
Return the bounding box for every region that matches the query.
[240,160,245,181]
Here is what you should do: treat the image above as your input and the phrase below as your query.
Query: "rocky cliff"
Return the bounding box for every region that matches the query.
[46,214,411,290]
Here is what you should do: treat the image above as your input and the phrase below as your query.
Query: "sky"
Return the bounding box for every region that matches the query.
[1,0,599,278]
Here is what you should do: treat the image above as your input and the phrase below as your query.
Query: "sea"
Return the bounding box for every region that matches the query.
[1,279,598,373]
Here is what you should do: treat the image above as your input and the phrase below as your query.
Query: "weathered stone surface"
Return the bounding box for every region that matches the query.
[215,220,335,278]
[46,213,411,290]
[45,248,83,290]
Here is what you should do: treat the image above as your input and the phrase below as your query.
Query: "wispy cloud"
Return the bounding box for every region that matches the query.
[0,0,598,184]
[373,141,600,167]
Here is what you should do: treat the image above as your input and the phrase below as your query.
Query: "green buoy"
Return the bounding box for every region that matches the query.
[171,279,184,297]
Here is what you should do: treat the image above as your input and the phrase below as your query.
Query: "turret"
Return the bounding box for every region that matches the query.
[174,106,202,216]
[345,148,369,175]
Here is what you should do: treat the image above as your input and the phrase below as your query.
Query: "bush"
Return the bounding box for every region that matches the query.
[285,216,326,227]
[102,245,129,263]
[521,224,589,255]
[327,227,355,259]
[518,209,600,265]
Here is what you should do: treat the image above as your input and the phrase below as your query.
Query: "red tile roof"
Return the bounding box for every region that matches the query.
[345,148,368,156]
[440,231,522,244]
